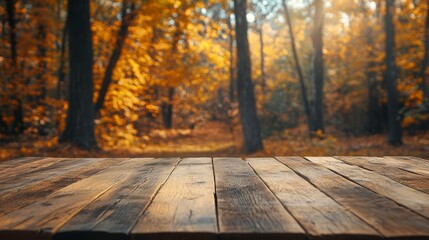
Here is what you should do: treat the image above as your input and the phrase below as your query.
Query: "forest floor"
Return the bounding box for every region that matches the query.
[1,121,429,161]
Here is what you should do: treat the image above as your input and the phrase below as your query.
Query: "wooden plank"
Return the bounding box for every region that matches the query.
[0,157,44,168]
[0,158,128,216]
[336,156,429,194]
[307,157,429,219]
[277,156,429,238]
[0,158,106,195]
[384,156,429,176]
[247,158,379,240]
[55,158,179,240]
[0,157,67,181]
[0,158,153,240]
[213,157,305,240]
[132,158,217,240]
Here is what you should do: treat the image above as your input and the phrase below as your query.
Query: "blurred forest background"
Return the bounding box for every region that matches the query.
[1,0,429,160]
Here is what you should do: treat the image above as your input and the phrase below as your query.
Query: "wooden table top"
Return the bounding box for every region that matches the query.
[0,156,428,240]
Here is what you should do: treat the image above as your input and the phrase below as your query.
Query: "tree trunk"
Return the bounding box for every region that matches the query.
[362,0,383,134]
[384,0,402,145]
[94,0,136,115]
[161,87,174,129]
[59,0,97,149]
[6,0,17,65]
[283,0,313,134]
[310,0,325,133]
[227,15,236,102]
[6,0,24,134]
[159,16,182,129]
[258,28,266,91]
[57,12,69,100]
[420,0,429,104]
[1,7,9,133]
[366,61,383,134]
[233,0,263,153]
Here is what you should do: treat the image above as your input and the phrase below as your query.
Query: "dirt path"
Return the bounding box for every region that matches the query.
[138,121,240,157]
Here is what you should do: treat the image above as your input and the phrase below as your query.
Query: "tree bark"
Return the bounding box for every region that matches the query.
[384,0,402,145]
[161,87,174,129]
[160,15,183,129]
[420,0,429,104]
[310,0,325,133]
[227,15,236,102]
[362,0,383,134]
[6,0,17,66]
[233,0,263,153]
[57,12,69,100]
[94,0,136,115]
[59,0,97,149]
[283,0,313,134]
[6,0,24,134]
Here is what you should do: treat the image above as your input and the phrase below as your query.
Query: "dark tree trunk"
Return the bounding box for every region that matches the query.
[362,0,383,134]
[59,0,97,149]
[420,0,429,104]
[1,14,6,36]
[283,0,313,134]
[233,0,263,153]
[6,0,24,134]
[384,0,402,145]
[258,28,266,91]
[310,0,325,133]
[161,87,174,129]
[94,0,136,115]
[0,8,8,133]
[227,15,236,102]
[0,112,8,133]
[57,13,69,100]
[6,0,17,65]
[366,61,383,134]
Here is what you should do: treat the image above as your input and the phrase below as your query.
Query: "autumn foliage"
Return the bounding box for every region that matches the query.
[0,0,428,157]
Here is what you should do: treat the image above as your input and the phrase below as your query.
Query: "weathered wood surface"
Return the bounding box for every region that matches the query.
[58,158,179,240]
[247,157,378,239]
[132,158,217,240]
[307,157,429,219]
[0,156,428,240]
[213,157,304,240]
[335,156,429,194]
[0,158,128,216]
[277,156,429,239]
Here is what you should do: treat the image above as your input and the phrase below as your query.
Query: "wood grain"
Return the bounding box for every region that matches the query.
[0,157,67,182]
[132,158,217,240]
[277,156,429,239]
[0,158,151,240]
[1,156,428,240]
[384,156,429,176]
[0,158,107,196]
[247,157,379,240]
[0,158,127,216]
[335,156,429,194]
[213,157,305,240]
[307,156,429,219]
[0,157,44,168]
[56,158,179,240]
